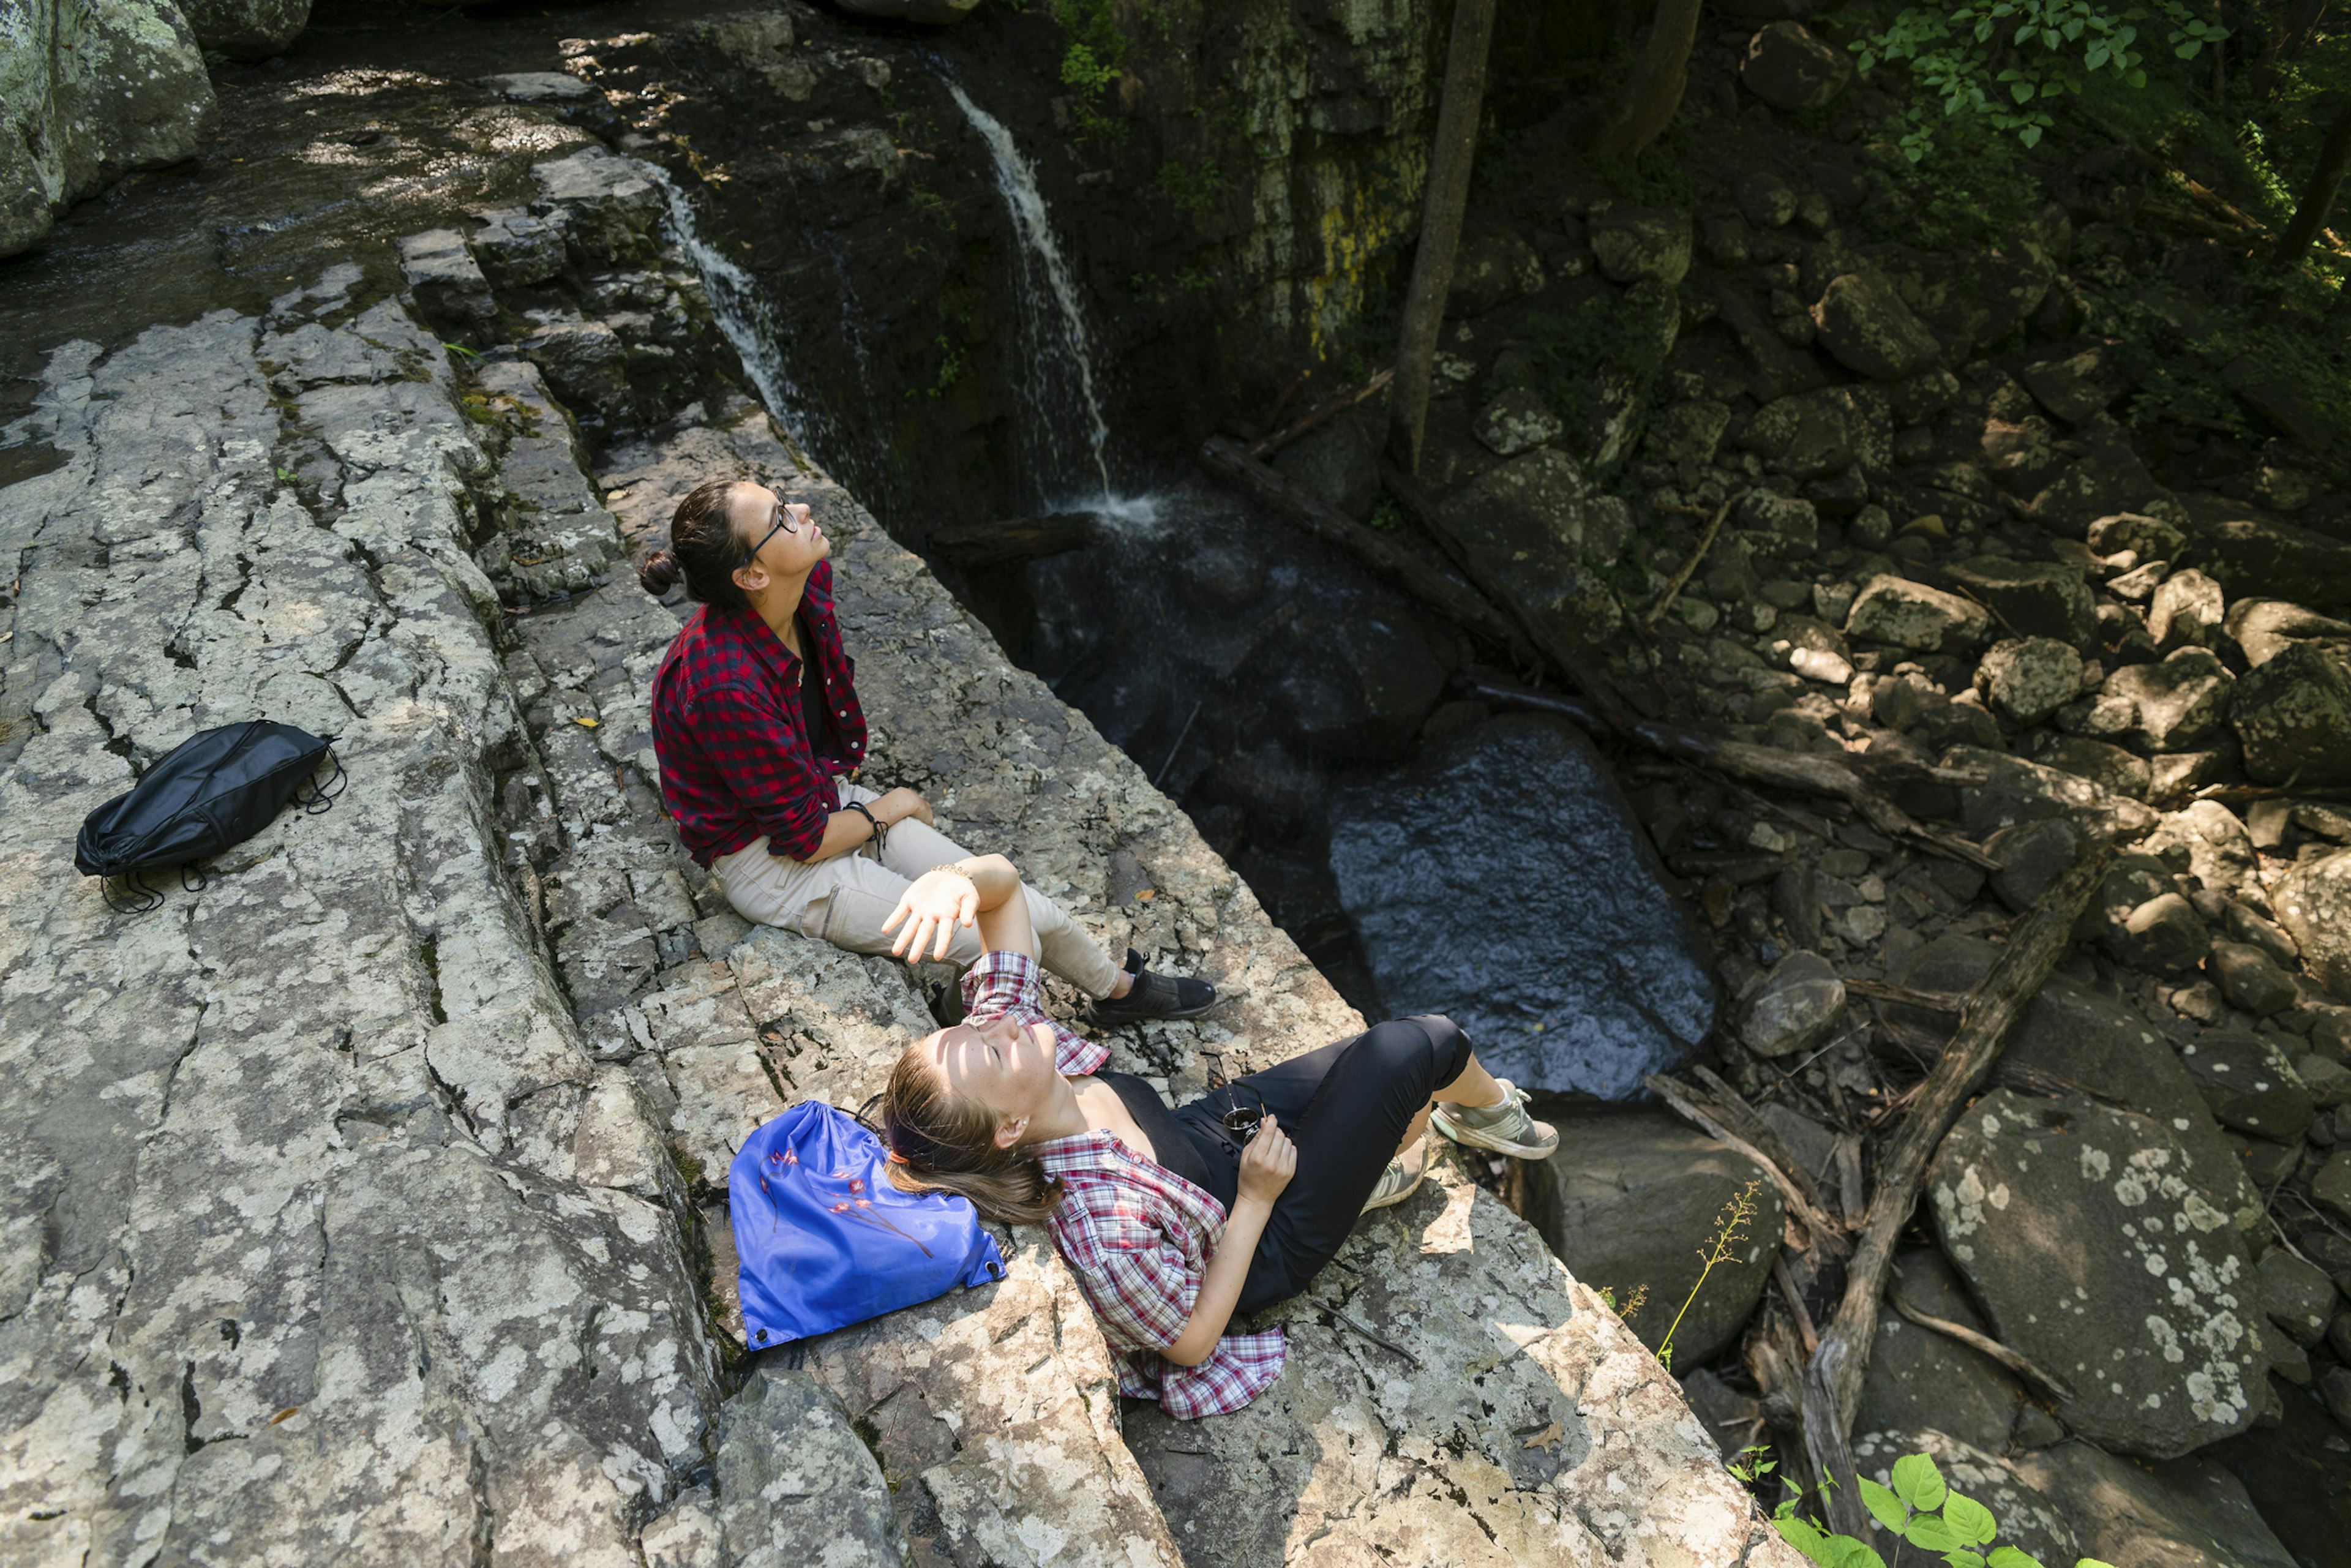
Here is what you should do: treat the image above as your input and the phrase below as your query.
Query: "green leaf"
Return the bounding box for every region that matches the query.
[1946,1552,1986,1568]
[1989,1548,2047,1568]
[1944,1494,1998,1548]
[1891,1455,1947,1513]
[2020,124,2045,146]
[1774,1514,1834,1564]
[1905,1515,1961,1553]
[1859,1479,1910,1534]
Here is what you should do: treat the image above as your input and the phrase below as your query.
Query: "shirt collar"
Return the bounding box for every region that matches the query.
[1032,1128,1138,1179]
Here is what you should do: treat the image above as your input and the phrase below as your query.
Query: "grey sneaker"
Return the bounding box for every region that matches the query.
[1361,1152,1427,1212]
[1430,1080,1557,1160]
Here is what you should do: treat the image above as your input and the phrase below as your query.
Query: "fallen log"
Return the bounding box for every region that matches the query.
[1457,674,2001,873]
[931,512,1101,570]
[1250,368,1393,460]
[1199,435,1526,653]
[1381,460,1637,734]
[1643,493,1735,630]
[1796,839,2116,1536]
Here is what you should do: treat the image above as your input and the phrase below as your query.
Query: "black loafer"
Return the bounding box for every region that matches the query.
[1087,947,1217,1025]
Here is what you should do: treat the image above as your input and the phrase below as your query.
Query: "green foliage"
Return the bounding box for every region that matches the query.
[1522,291,1678,439]
[1769,1451,2118,1568]
[1862,113,2043,250]
[1857,0,2225,158]
[923,334,966,400]
[1727,1444,1776,1486]
[1656,1178,1760,1371]
[1156,159,1224,214]
[1051,0,1150,140]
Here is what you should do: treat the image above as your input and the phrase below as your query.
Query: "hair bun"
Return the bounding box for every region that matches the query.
[638,547,683,596]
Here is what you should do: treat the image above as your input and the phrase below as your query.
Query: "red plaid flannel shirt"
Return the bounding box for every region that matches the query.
[649,562,866,867]
[962,951,1287,1419]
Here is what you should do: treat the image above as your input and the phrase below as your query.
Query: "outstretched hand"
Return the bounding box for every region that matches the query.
[882,867,978,962]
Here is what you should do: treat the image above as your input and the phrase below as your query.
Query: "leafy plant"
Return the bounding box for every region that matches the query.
[1657,1178,1760,1370]
[1050,0,1151,140]
[1856,0,2225,157]
[1859,114,2043,250]
[1156,159,1224,214]
[1771,1452,2116,1568]
[1728,1443,1777,1486]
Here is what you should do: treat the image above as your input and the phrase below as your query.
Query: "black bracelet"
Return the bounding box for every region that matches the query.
[844,800,887,855]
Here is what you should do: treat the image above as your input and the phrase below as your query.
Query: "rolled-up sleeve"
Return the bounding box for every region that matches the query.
[692,681,833,861]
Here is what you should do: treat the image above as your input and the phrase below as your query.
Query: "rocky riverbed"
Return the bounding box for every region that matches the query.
[10,0,2351,1564]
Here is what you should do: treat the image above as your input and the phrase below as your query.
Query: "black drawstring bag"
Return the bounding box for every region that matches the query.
[75,719,345,913]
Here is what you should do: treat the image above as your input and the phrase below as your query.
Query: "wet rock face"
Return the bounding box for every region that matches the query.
[1930,1089,2268,1458]
[1329,715,1717,1098]
[1,0,217,257]
[1520,1108,1785,1367]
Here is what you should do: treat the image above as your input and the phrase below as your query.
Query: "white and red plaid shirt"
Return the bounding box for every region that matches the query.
[962,951,1286,1419]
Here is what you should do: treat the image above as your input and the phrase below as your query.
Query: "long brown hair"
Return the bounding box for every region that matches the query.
[877,1045,1063,1225]
[638,477,753,608]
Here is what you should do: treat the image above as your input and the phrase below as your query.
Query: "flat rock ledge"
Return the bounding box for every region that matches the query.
[0,151,1797,1568]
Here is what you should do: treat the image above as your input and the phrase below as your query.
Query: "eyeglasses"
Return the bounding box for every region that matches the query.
[746,500,808,560]
[1219,1083,1267,1142]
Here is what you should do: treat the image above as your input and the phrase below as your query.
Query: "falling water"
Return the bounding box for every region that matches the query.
[649,164,832,462]
[942,81,1115,506]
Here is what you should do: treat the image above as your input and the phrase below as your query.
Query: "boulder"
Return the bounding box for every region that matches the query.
[1812,273,1941,381]
[520,315,636,422]
[532,146,665,266]
[2207,940,2298,1018]
[1588,206,1692,286]
[2144,799,2263,908]
[1955,749,2161,843]
[2030,734,2150,798]
[1733,489,1821,555]
[1738,386,1889,478]
[178,0,309,58]
[469,206,569,288]
[1448,226,1547,315]
[1520,1109,1785,1368]
[1648,400,1732,482]
[2019,345,2128,425]
[1895,934,2260,1235]
[2006,1445,2297,1568]
[2107,647,2234,752]
[0,0,217,257]
[2094,859,2211,974]
[1930,1089,2268,1458]
[397,229,498,329]
[1974,637,2083,726]
[1737,170,1798,228]
[2257,1250,2341,1346]
[1124,1145,1805,1568]
[2204,1379,2351,1568]
[1474,386,1564,457]
[2298,1052,2351,1107]
[1848,1433,2082,1566]
[2025,417,2167,537]
[1985,817,2081,910]
[1436,449,1615,648]
[2176,1030,2315,1140]
[1873,247,2060,365]
[2225,597,2351,667]
[692,1362,905,1565]
[2090,511,2189,561]
[2147,567,2225,651]
[1272,413,1380,520]
[1845,573,1988,652]
[1330,716,1717,1098]
[2181,514,2351,610]
[1943,556,2099,649]
[1741,22,1852,111]
[1738,950,1847,1057]
[2231,640,2351,784]
[1853,1248,2023,1455]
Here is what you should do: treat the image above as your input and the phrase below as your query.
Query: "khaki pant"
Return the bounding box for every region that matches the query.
[710,780,1123,998]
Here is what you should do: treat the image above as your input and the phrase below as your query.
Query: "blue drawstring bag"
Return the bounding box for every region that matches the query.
[729,1101,1006,1348]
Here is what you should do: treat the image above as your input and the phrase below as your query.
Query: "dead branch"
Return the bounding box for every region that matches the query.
[1647,1073,1848,1256]
[1845,979,1967,1012]
[1249,368,1393,460]
[1643,494,1734,629]
[1887,1289,2075,1401]
[1796,839,2115,1537]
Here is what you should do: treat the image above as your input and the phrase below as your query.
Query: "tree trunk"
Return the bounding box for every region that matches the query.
[1385,0,1499,476]
[1588,0,1706,159]
[2271,96,2351,271]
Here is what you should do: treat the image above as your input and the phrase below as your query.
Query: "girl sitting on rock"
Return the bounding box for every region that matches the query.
[640,477,1209,1026]
[871,853,1557,1417]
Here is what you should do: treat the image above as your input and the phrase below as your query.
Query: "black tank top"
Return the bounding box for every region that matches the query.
[1099,1071,1219,1196]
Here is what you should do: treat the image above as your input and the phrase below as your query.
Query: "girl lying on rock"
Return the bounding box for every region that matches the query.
[639,477,1207,1026]
[872,853,1558,1417]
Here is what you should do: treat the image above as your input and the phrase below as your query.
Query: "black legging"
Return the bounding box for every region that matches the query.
[1169,1015,1473,1316]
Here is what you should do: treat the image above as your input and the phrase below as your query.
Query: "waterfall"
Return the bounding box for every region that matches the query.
[648,165,831,462]
[942,81,1115,507]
